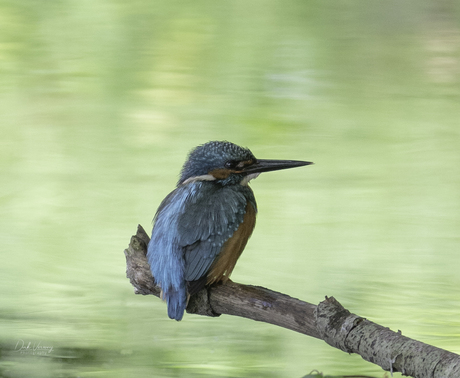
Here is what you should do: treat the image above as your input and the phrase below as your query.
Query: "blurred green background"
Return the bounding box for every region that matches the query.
[1,1,460,377]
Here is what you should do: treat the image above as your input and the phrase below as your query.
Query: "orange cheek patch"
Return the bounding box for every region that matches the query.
[209,159,256,179]
[208,168,232,180]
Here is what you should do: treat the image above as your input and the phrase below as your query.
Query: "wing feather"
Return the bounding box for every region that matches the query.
[177,182,255,283]
[149,180,256,293]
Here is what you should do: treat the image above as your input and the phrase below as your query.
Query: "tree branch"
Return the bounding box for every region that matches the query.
[125,225,460,377]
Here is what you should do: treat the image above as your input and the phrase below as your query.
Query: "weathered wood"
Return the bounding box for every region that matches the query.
[209,281,319,338]
[125,225,460,378]
[316,297,460,377]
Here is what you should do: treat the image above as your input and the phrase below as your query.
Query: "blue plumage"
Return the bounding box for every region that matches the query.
[147,141,312,321]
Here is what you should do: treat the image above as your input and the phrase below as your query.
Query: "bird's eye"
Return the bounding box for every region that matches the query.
[225,160,239,169]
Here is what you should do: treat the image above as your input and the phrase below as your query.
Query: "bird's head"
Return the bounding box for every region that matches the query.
[178,141,312,186]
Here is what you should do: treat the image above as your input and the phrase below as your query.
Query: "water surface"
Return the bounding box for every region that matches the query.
[1,1,460,377]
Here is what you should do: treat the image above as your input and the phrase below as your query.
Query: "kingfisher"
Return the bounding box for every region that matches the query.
[147,141,312,321]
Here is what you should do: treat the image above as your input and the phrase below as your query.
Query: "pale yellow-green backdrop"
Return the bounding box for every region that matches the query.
[1,1,459,377]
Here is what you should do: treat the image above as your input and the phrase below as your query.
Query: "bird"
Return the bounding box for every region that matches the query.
[147,141,312,321]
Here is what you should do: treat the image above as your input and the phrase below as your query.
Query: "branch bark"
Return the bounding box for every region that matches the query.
[125,225,460,377]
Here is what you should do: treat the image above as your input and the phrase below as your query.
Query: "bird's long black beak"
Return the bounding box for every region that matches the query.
[243,159,313,174]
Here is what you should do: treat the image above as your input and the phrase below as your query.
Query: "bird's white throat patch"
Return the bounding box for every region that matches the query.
[240,173,260,186]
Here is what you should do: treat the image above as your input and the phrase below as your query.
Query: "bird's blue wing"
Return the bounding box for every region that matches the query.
[148,180,256,316]
[176,182,255,283]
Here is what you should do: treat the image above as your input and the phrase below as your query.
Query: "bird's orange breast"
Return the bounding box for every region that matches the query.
[206,202,256,285]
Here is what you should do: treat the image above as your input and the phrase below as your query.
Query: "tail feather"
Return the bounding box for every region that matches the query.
[166,286,187,321]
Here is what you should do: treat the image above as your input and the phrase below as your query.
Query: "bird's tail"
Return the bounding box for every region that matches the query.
[165,285,187,321]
